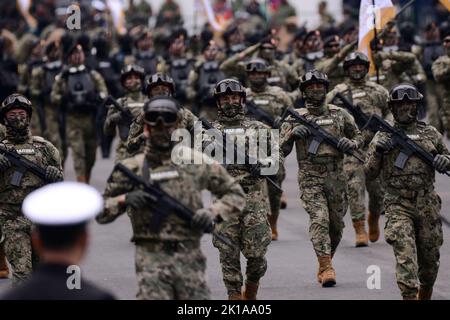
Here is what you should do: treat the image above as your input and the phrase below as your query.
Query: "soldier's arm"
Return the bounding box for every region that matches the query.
[432,127,450,157]
[50,73,65,106]
[317,41,357,74]
[364,132,384,180]
[200,160,246,221]
[104,107,120,137]
[126,115,145,154]
[342,108,364,149]
[378,88,393,123]
[432,58,450,82]
[181,108,198,132]
[29,67,43,99]
[186,69,198,101]
[376,51,416,70]
[280,120,295,157]
[96,159,138,224]
[220,43,261,76]
[91,70,108,100]
[408,58,427,84]
[44,140,63,173]
[17,64,29,95]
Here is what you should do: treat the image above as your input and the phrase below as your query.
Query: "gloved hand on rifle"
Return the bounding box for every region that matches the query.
[125,189,156,210]
[107,112,123,125]
[375,137,394,155]
[433,154,450,173]
[45,166,63,182]
[337,137,356,153]
[0,154,12,171]
[191,208,214,231]
[292,125,310,140]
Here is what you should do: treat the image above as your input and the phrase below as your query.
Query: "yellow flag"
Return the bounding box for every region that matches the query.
[439,0,450,11]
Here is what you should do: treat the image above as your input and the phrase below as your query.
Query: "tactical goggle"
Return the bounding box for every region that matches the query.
[215,81,244,95]
[390,87,423,101]
[148,73,173,85]
[2,95,32,108]
[144,111,178,126]
[302,70,328,82]
[246,62,268,72]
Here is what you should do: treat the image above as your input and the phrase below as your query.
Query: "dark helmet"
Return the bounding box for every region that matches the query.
[144,73,175,94]
[323,35,340,49]
[143,96,180,126]
[299,70,329,92]
[245,58,270,73]
[0,93,33,124]
[120,64,145,84]
[388,83,423,104]
[213,78,246,103]
[343,52,370,70]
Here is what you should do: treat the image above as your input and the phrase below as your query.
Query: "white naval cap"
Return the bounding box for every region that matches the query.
[22,182,103,226]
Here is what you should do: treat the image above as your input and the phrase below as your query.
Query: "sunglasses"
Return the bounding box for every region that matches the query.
[144,111,178,126]
[390,87,423,101]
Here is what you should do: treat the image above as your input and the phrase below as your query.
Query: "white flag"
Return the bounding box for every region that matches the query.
[107,0,126,35]
[358,0,396,74]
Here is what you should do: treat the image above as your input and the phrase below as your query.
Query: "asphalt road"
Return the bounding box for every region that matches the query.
[1,139,450,300]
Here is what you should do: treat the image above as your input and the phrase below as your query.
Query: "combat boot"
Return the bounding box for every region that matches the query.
[0,243,9,279]
[418,286,433,300]
[243,280,259,300]
[280,193,287,209]
[268,213,279,241]
[317,256,336,287]
[76,176,88,184]
[228,292,242,300]
[353,220,368,247]
[368,212,380,243]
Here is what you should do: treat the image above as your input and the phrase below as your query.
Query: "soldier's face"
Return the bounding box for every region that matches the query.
[48,47,61,61]
[324,43,339,56]
[303,83,327,105]
[5,108,29,130]
[218,93,243,117]
[204,46,218,61]
[305,36,323,52]
[392,101,417,124]
[170,38,186,56]
[144,118,178,151]
[229,32,243,45]
[68,49,85,66]
[260,47,275,61]
[248,72,267,87]
[149,85,171,97]
[124,74,142,92]
[348,64,368,81]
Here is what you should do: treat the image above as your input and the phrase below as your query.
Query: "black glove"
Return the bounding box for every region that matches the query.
[191,208,214,231]
[433,154,450,173]
[292,125,311,140]
[375,138,394,155]
[337,137,356,153]
[45,166,63,182]
[125,190,155,210]
[0,154,12,171]
[108,112,123,125]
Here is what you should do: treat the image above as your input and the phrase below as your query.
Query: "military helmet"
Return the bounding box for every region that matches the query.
[299,70,329,92]
[120,64,145,84]
[144,73,175,94]
[0,93,33,124]
[245,58,270,73]
[343,52,370,70]
[388,83,423,104]
[213,78,246,103]
[143,96,180,126]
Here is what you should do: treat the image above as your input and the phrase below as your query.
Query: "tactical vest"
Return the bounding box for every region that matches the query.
[66,68,97,113]
[95,59,121,97]
[198,61,225,102]
[170,58,194,99]
[134,52,157,75]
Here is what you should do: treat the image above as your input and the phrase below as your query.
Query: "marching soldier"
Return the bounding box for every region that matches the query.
[432,35,450,138]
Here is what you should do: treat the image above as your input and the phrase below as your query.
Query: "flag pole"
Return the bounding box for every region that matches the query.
[372,0,380,84]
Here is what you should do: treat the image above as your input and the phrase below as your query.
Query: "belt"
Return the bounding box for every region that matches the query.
[300,160,340,173]
[135,239,200,252]
[386,187,433,200]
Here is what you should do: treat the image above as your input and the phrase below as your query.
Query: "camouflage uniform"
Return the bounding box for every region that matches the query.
[97,145,245,300]
[373,50,426,91]
[29,61,64,157]
[0,132,62,284]
[365,122,446,299]
[280,104,363,258]
[126,107,197,155]
[205,116,273,298]
[432,53,450,137]
[327,80,391,224]
[104,92,146,162]
[246,85,291,238]
[51,65,108,181]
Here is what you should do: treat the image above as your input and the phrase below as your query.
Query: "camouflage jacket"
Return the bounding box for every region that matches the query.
[246,85,292,121]
[432,54,450,92]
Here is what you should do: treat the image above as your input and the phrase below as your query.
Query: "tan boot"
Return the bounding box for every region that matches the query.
[280,193,287,209]
[268,214,279,241]
[228,292,242,300]
[76,176,88,184]
[368,212,380,243]
[418,286,433,300]
[353,220,369,247]
[243,280,259,300]
[0,243,9,279]
[317,256,336,287]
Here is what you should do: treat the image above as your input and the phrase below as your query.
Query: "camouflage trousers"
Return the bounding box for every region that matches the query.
[344,156,384,222]
[114,140,129,163]
[384,189,443,298]
[134,242,210,300]
[268,163,286,220]
[441,97,450,138]
[426,80,443,134]
[0,213,38,285]
[44,106,63,159]
[66,113,97,178]
[213,185,271,295]
[298,162,347,257]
